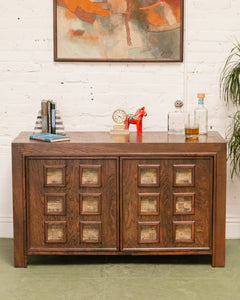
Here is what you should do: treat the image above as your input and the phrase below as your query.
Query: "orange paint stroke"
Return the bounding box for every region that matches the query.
[71,29,84,36]
[140,0,164,10]
[57,0,66,7]
[166,0,181,23]
[70,29,98,41]
[146,10,166,26]
[64,0,110,17]
[140,0,181,26]
[163,0,181,23]
[75,6,96,24]
[65,9,78,20]
[57,0,96,24]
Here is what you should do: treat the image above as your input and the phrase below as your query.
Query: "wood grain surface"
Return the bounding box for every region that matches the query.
[12,131,226,267]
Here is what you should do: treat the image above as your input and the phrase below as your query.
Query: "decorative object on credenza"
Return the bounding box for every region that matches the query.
[54,0,184,62]
[185,117,199,141]
[41,100,48,133]
[110,109,129,135]
[112,109,127,124]
[125,107,147,134]
[168,100,189,135]
[194,93,208,135]
[29,133,70,143]
[51,101,56,134]
[34,100,65,135]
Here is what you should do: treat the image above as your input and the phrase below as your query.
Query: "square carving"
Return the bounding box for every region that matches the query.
[44,165,65,186]
[45,221,66,243]
[173,222,195,243]
[138,165,160,187]
[45,193,66,215]
[138,193,160,215]
[173,193,195,215]
[80,165,102,187]
[80,193,101,215]
[138,222,160,244]
[80,222,102,243]
[173,165,195,186]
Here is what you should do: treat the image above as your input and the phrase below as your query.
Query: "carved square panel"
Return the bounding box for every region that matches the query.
[173,222,195,243]
[138,193,160,215]
[80,193,101,215]
[138,165,160,187]
[45,193,66,215]
[80,222,101,243]
[173,193,195,215]
[45,222,66,243]
[44,165,65,186]
[80,165,102,187]
[173,165,195,186]
[139,222,160,243]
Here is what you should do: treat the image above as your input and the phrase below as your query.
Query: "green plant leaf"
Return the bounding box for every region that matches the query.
[220,41,240,178]
[220,42,240,105]
[227,111,240,178]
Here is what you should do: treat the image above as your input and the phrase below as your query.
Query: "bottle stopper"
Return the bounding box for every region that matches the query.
[174,100,183,108]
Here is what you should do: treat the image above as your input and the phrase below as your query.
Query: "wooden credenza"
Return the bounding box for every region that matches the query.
[12,132,226,267]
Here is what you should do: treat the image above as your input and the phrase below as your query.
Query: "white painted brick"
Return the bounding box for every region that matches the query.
[189,0,231,10]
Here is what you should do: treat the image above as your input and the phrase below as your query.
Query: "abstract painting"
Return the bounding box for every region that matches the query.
[54,0,183,61]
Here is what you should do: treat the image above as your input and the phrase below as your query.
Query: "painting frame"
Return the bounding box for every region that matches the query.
[54,0,184,62]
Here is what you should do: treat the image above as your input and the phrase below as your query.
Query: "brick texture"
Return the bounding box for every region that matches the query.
[0,0,239,237]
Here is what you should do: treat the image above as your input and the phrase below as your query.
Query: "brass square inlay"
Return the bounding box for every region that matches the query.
[173,193,195,215]
[141,197,157,213]
[80,165,102,187]
[81,222,101,243]
[173,165,195,186]
[139,222,160,243]
[174,222,195,243]
[141,168,157,185]
[45,222,66,243]
[80,194,101,215]
[82,168,99,185]
[139,193,160,215]
[141,225,156,242]
[46,195,65,214]
[176,168,192,185]
[176,197,192,212]
[45,166,65,186]
[138,165,160,187]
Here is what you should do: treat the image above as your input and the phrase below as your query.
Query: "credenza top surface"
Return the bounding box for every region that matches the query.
[13,131,226,145]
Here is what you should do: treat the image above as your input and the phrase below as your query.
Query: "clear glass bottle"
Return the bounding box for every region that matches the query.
[168,100,189,134]
[194,93,208,134]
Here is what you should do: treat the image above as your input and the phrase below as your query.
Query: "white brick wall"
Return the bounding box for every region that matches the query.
[0,0,239,238]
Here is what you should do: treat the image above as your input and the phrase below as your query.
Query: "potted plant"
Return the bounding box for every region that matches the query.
[220,41,240,178]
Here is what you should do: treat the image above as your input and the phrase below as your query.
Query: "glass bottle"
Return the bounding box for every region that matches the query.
[194,93,208,134]
[168,100,189,134]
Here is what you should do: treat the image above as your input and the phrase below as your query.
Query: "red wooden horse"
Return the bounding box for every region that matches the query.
[125,107,147,134]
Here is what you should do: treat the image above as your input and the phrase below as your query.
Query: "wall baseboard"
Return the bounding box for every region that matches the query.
[0,217,13,238]
[0,217,239,239]
[226,217,240,239]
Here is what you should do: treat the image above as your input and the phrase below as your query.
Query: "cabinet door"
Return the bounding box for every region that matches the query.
[27,158,118,252]
[121,157,213,252]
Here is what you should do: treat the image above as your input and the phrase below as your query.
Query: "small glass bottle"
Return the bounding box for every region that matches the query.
[194,93,208,134]
[168,100,189,134]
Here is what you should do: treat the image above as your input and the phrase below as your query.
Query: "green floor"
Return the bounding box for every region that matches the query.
[0,239,239,300]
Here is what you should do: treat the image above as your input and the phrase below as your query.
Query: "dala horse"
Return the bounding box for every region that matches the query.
[125,107,147,134]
